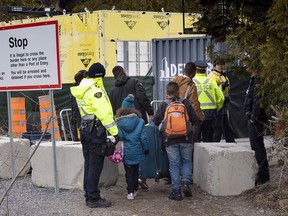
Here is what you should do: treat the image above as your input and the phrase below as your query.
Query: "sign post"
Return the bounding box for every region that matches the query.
[0,20,61,194]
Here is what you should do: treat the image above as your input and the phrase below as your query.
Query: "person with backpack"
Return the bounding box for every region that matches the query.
[109,65,154,189]
[171,62,204,142]
[115,94,149,200]
[109,66,154,124]
[154,81,200,201]
[172,62,204,123]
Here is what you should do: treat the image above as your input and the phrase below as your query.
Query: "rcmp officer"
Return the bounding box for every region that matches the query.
[208,59,235,142]
[193,60,224,142]
[70,62,118,208]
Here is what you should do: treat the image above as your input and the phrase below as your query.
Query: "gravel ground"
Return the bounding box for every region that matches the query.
[0,172,285,216]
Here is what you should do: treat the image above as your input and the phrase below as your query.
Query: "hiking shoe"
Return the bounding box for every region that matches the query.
[168,191,182,201]
[138,179,149,189]
[86,198,112,208]
[133,190,138,197]
[127,193,134,200]
[182,184,192,197]
[255,177,270,186]
[255,173,270,186]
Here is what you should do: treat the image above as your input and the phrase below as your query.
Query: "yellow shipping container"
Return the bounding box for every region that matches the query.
[1,10,202,83]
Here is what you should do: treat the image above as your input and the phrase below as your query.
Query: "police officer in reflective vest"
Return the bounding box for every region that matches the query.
[208,60,235,142]
[70,62,119,208]
[193,61,224,142]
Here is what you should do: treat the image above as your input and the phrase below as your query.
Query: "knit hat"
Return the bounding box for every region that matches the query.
[121,94,135,108]
[88,62,106,78]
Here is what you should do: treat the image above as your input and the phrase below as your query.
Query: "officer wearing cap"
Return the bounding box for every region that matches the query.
[193,60,224,142]
[70,62,118,208]
[208,59,235,143]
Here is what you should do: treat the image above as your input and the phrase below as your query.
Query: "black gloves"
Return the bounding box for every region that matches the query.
[144,149,149,155]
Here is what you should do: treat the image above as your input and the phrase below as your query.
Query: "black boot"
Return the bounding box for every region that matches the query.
[168,190,182,201]
[255,172,270,186]
[182,182,192,197]
[86,198,112,208]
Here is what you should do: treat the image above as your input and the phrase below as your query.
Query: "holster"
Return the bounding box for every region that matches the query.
[92,139,115,156]
[95,121,106,137]
[80,115,105,138]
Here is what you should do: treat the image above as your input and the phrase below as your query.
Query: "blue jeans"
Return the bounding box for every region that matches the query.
[165,143,193,192]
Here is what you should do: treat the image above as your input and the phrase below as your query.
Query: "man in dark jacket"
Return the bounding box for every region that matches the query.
[244,75,270,185]
[154,81,199,201]
[109,66,154,124]
[109,65,154,189]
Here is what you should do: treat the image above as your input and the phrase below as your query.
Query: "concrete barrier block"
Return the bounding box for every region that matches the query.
[30,141,118,189]
[193,142,257,196]
[236,137,277,165]
[0,136,30,179]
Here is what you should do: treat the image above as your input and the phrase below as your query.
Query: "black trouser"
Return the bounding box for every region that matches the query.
[213,107,235,142]
[222,109,236,142]
[248,120,269,179]
[213,109,224,142]
[201,119,215,142]
[80,120,106,201]
[124,163,139,194]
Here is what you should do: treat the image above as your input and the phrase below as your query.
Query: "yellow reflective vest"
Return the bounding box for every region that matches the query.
[208,70,230,97]
[70,78,118,136]
[193,74,224,111]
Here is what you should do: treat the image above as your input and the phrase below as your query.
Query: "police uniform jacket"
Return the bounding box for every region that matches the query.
[70,77,118,139]
[70,92,81,125]
[172,75,205,122]
[193,74,224,120]
[208,70,230,98]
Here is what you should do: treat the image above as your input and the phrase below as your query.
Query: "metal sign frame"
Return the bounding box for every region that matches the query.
[0,20,61,91]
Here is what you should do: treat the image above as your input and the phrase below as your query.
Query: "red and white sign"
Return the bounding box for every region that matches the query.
[0,20,61,91]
